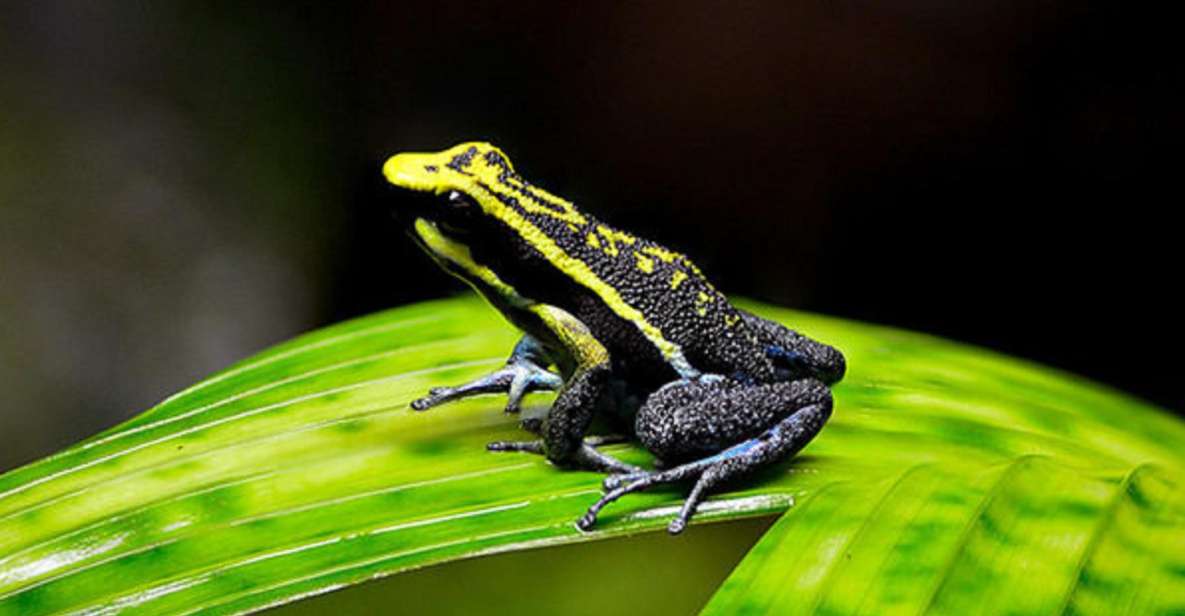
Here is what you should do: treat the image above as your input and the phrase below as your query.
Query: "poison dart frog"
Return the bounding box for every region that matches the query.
[382,143,845,534]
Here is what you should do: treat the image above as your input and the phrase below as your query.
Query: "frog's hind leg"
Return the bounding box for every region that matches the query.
[577,377,832,534]
[739,309,846,385]
[411,334,563,413]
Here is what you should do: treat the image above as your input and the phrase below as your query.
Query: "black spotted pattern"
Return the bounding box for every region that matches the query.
[637,377,832,463]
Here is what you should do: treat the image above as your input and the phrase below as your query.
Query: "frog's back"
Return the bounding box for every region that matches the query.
[446,144,756,379]
[533,213,772,384]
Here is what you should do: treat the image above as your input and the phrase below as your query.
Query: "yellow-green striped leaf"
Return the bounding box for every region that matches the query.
[0,295,1182,615]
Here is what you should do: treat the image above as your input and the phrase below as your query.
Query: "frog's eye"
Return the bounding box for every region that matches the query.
[444,190,478,214]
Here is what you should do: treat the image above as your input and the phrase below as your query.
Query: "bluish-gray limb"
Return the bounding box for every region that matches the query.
[578,378,832,534]
[487,435,640,474]
[410,335,563,412]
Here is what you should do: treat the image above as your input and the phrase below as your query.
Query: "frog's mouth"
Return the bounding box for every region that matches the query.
[408,218,480,279]
[387,187,436,227]
[404,216,472,255]
[388,188,479,242]
[434,218,473,242]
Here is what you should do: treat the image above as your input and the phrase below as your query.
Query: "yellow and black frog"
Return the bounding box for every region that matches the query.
[383,143,845,534]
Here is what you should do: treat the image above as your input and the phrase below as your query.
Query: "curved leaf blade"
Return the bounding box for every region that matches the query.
[0,296,1182,615]
[703,459,1185,615]
[702,301,1185,615]
[0,298,776,615]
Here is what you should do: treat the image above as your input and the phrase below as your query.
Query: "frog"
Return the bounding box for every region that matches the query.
[382,142,845,534]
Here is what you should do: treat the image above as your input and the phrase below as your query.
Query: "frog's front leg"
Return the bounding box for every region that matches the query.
[487,304,640,475]
[411,334,563,413]
[577,377,832,534]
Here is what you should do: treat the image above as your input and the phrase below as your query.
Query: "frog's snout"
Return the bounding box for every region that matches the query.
[383,153,440,192]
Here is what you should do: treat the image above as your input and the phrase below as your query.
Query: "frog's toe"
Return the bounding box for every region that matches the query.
[488,437,640,474]
[571,443,642,474]
[667,516,692,534]
[409,361,562,413]
[409,379,503,411]
[504,365,563,413]
[486,439,545,454]
[602,470,648,491]
[583,433,630,448]
[519,416,543,434]
[409,393,445,411]
[579,459,725,534]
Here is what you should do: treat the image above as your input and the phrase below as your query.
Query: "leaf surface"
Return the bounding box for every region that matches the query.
[0,296,1181,615]
[702,302,1185,615]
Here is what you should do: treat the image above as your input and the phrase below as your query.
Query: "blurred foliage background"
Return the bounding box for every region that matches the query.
[0,1,1178,472]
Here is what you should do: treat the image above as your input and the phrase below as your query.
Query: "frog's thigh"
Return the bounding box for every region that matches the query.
[582,378,831,533]
[636,377,832,464]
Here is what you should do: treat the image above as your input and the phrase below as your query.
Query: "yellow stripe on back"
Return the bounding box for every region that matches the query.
[491,205,697,377]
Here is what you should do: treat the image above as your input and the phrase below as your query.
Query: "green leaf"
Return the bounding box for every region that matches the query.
[701,300,1185,615]
[1,295,1182,615]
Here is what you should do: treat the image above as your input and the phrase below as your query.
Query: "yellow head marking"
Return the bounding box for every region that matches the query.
[383,142,587,226]
[586,232,602,249]
[670,270,688,289]
[383,142,497,194]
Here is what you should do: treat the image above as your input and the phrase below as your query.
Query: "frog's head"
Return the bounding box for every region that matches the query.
[383,142,588,241]
[384,142,589,305]
[383,142,513,197]
[383,142,526,234]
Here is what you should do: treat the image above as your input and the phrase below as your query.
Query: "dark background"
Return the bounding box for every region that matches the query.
[1,2,1179,472]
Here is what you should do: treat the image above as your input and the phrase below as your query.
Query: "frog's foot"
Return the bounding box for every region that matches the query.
[411,361,563,413]
[576,456,724,535]
[487,435,639,474]
[577,399,832,535]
